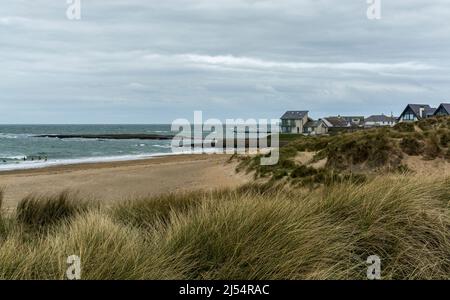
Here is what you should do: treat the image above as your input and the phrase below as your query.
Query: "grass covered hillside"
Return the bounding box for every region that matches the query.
[237,116,450,186]
[1,174,450,280]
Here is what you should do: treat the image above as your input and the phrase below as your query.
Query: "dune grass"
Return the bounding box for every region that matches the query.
[0,174,450,279]
[237,116,450,183]
[16,191,94,231]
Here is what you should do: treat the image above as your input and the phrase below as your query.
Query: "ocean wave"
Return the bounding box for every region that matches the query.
[153,144,172,149]
[1,132,40,137]
[0,153,174,171]
[0,155,27,160]
[151,130,169,133]
[0,133,20,139]
[0,150,218,172]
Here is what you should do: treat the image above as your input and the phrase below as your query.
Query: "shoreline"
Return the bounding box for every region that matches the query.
[0,154,248,211]
[0,153,224,176]
[0,150,222,173]
[0,152,176,173]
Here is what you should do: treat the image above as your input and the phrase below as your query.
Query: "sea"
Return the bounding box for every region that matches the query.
[0,124,178,171]
[0,124,273,171]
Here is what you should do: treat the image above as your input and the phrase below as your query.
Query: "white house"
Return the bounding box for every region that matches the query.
[365,115,397,127]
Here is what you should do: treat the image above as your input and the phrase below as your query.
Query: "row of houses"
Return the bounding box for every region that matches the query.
[398,103,450,122]
[281,103,450,135]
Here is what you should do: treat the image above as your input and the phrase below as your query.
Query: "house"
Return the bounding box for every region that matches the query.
[398,104,436,122]
[280,111,309,134]
[365,115,397,127]
[434,103,450,116]
[341,116,365,127]
[303,119,321,135]
[319,117,352,134]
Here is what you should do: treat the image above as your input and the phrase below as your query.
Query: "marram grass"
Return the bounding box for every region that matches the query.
[0,174,450,279]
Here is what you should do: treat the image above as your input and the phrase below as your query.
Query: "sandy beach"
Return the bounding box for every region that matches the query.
[0,154,249,212]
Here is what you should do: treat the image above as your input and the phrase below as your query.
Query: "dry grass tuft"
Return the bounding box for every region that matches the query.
[16,191,93,230]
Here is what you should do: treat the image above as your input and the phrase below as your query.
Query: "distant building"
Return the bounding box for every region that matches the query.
[319,117,352,134]
[280,111,309,134]
[398,104,436,122]
[340,116,365,127]
[434,103,450,116]
[303,119,321,135]
[280,102,448,136]
[365,115,397,127]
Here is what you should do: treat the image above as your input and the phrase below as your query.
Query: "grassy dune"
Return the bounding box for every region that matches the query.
[237,116,450,185]
[1,173,450,280]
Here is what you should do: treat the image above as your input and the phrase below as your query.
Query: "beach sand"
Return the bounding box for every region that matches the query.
[0,154,249,212]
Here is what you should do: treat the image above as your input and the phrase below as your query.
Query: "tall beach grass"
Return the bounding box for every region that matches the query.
[0,174,449,279]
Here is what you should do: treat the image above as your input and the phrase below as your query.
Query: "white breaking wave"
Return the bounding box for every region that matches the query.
[0,155,27,160]
[0,150,217,172]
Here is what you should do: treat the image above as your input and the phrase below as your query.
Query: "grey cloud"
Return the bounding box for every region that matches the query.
[1,0,450,123]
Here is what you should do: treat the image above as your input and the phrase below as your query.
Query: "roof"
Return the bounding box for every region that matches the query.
[280,111,308,120]
[341,116,365,120]
[321,117,350,128]
[365,115,397,123]
[304,120,319,128]
[435,103,450,115]
[425,107,436,116]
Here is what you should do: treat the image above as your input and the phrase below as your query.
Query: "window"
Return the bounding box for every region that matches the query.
[402,113,416,121]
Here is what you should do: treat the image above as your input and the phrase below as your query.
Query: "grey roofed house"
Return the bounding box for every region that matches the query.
[280,111,308,120]
[314,117,351,135]
[425,107,437,117]
[321,117,350,128]
[303,119,319,132]
[280,111,310,134]
[365,115,397,123]
[434,103,450,116]
[304,120,319,128]
[398,104,436,122]
[341,116,365,126]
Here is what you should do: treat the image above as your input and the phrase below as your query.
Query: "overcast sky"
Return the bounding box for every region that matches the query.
[1,0,450,123]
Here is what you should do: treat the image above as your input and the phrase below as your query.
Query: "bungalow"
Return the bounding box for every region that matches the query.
[434,103,450,116]
[341,116,365,127]
[398,104,436,122]
[280,111,309,134]
[365,115,397,127]
[319,117,352,134]
[303,119,320,135]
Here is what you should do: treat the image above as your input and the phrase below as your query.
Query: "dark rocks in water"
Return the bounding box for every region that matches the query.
[35,134,174,140]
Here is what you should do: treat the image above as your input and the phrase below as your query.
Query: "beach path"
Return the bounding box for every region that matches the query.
[0,154,249,212]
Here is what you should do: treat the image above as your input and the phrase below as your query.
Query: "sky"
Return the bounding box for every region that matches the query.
[1,0,450,124]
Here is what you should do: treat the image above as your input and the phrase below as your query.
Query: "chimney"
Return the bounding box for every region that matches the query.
[419,107,424,118]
